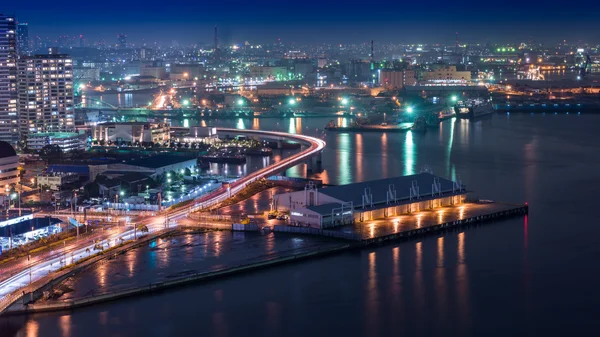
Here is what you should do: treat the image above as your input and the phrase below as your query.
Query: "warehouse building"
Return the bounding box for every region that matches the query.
[273,173,466,228]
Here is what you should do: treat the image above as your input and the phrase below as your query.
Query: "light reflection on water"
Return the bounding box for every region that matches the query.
[404,131,415,176]
[12,115,600,337]
[337,133,351,184]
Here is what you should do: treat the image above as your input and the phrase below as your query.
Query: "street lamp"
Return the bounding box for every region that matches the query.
[288,98,296,105]
[451,95,458,102]
[341,98,349,105]
[237,99,244,106]
[406,106,414,114]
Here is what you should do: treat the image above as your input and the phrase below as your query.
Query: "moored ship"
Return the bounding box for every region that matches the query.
[454,99,494,119]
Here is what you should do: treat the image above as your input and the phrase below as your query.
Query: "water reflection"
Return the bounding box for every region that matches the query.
[211,312,228,337]
[25,320,39,337]
[266,301,281,336]
[437,237,444,267]
[381,133,388,177]
[435,237,447,328]
[97,262,107,288]
[288,117,296,134]
[404,131,415,175]
[414,241,424,327]
[456,232,470,334]
[59,315,71,337]
[391,247,401,299]
[355,134,363,181]
[236,118,246,129]
[252,118,260,129]
[365,252,379,337]
[337,134,351,184]
[447,118,457,181]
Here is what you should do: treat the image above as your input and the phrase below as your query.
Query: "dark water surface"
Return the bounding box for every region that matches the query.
[3,113,600,337]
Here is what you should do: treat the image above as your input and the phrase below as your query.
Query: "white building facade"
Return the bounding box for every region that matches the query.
[17,53,75,139]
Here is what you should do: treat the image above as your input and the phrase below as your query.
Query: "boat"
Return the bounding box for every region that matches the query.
[324,120,411,133]
[454,99,494,119]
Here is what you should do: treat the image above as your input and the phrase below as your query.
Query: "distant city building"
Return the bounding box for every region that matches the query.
[139,47,148,60]
[421,65,471,84]
[16,23,29,55]
[379,70,417,89]
[140,65,167,80]
[170,64,204,80]
[317,57,328,68]
[26,132,86,152]
[0,14,19,144]
[249,66,288,80]
[73,67,100,83]
[346,60,372,81]
[17,53,75,139]
[0,141,20,190]
[92,122,170,144]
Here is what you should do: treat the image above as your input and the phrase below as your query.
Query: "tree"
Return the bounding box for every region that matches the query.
[84,182,100,198]
[184,167,192,176]
[39,144,62,161]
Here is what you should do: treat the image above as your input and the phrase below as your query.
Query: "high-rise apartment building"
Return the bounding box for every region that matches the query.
[17,53,74,139]
[17,22,29,55]
[0,14,19,144]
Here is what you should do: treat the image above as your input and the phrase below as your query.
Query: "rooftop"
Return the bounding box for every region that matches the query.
[318,172,463,207]
[28,132,81,139]
[125,154,196,169]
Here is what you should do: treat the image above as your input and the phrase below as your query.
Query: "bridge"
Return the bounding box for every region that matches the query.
[0,128,325,315]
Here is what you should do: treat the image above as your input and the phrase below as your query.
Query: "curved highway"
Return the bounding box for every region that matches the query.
[0,128,325,314]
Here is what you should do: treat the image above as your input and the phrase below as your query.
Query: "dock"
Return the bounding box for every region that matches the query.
[325,123,413,133]
[3,201,527,315]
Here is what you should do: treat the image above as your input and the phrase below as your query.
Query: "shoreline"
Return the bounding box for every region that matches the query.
[2,203,527,316]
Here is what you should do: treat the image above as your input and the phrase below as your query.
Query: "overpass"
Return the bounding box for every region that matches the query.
[0,128,325,315]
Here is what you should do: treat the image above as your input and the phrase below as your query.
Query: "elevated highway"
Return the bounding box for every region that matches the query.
[0,128,325,315]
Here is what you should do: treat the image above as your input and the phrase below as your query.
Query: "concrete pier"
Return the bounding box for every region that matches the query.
[2,202,527,316]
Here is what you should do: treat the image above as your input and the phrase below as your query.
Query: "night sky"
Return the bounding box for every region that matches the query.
[4,0,600,44]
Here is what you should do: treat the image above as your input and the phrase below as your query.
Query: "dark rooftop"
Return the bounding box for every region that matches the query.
[125,154,196,169]
[318,172,463,207]
[0,141,17,158]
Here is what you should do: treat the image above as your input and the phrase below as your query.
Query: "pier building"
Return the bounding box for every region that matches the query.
[273,173,466,228]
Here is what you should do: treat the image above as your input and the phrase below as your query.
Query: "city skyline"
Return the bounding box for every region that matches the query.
[4,0,600,45]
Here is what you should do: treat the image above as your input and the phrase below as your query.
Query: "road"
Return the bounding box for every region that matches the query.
[0,129,325,313]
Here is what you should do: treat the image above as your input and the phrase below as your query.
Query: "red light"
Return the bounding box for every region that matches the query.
[525,202,528,205]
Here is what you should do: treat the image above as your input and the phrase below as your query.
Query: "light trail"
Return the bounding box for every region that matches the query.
[0,128,325,314]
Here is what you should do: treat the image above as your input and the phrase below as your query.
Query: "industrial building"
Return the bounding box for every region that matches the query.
[273,173,466,228]
[420,65,471,84]
[36,172,79,191]
[89,153,197,181]
[26,132,86,152]
[92,122,170,144]
[379,70,417,89]
[171,126,219,144]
